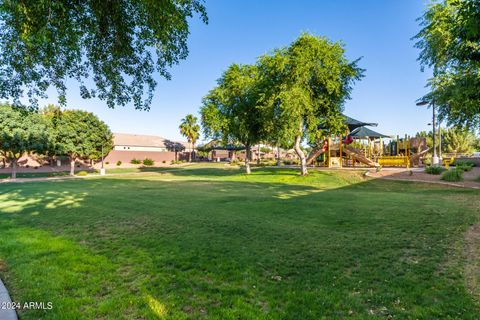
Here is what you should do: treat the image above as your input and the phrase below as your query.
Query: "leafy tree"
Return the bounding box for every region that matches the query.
[179,114,200,162]
[414,0,480,128]
[40,104,63,164]
[54,110,113,175]
[0,0,207,110]
[258,33,363,175]
[415,130,434,149]
[442,127,477,155]
[0,104,51,178]
[200,64,266,174]
[415,127,479,155]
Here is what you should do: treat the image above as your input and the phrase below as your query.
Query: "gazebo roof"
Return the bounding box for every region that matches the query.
[318,114,378,131]
[348,126,390,139]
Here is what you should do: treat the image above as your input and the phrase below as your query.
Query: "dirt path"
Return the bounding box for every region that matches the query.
[368,167,480,189]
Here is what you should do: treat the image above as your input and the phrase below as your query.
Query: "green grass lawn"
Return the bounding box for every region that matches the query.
[0,165,479,319]
[0,171,70,179]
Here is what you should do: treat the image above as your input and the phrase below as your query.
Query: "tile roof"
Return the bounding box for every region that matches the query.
[114,133,188,149]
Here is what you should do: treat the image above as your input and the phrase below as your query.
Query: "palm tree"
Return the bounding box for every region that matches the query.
[179,114,200,162]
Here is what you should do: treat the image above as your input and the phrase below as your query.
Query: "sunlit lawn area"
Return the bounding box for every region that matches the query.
[0,164,479,319]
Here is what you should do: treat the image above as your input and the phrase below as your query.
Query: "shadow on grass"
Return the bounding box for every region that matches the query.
[0,172,479,319]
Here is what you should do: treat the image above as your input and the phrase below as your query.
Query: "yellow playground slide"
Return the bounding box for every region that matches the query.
[343,146,381,168]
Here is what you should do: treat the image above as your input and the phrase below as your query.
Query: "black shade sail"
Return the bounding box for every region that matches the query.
[318,114,378,132]
[348,126,390,139]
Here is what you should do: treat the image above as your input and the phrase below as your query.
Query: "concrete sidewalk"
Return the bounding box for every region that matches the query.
[0,277,18,320]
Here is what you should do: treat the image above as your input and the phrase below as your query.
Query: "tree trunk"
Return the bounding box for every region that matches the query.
[276,146,281,166]
[188,141,192,162]
[191,142,195,161]
[294,132,308,176]
[257,144,261,165]
[245,143,251,174]
[69,157,76,176]
[11,158,17,179]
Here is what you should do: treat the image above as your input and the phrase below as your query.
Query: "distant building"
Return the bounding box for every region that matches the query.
[104,133,191,163]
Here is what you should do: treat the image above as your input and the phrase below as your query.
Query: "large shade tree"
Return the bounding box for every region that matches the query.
[54,110,113,175]
[179,114,200,162]
[0,0,207,110]
[200,64,266,174]
[0,104,51,178]
[258,33,364,175]
[414,0,480,128]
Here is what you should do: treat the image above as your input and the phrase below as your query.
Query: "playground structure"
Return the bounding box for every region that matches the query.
[311,115,428,168]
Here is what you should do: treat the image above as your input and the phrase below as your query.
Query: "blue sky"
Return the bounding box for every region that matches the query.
[41,0,433,143]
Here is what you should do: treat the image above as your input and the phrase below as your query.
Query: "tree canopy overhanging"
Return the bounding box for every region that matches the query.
[414,0,480,128]
[0,0,207,110]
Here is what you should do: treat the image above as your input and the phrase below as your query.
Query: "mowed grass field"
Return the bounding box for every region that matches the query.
[0,164,479,319]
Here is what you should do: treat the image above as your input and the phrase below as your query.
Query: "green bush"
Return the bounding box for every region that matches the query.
[76,171,88,176]
[454,160,475,167]
[453,160,475,172]
[441,168,464,182]
[456,164,473,172]
[143,158,154,166]
[131,159,141,164]
[230,159,239,165]
[116,161,122,166]
[425,166,446,175]
[283,159,299,165]
[476,175,480,183]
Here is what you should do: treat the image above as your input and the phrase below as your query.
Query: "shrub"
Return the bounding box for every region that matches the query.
[283,159,299,165]
[456,164,473,172]
[143,158,154,166]
[476,175,480,183]
[76,171,88,176]
[105,161,110,165]
[116,161,122,166]
[454,160,475,171]
[131,159,141,164]
[454,160,475,167]
[441,168,464,182]
[162,160,166,164]
[230,159,239,165]
[425,166,445,175]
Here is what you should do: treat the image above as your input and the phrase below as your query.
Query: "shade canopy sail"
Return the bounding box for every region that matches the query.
[198,140,246,151]
[318,114,378,132]
[348,126,390,139]
[211,145,246,151]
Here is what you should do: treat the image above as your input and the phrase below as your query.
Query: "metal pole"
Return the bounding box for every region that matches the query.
[432,101,439,165]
